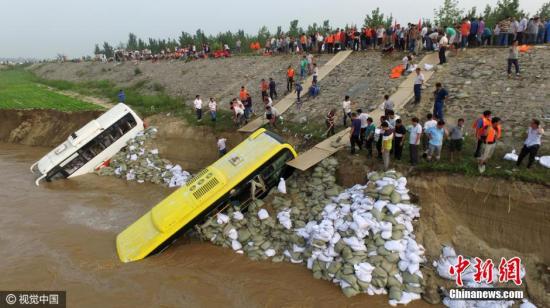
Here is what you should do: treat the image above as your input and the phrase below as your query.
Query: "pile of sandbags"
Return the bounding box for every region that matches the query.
[197,158,426,305]
[97,127,191,187]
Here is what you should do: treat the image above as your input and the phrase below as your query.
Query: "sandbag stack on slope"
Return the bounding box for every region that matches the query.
[97,127,191,187]
[197,160,426,305]
[197,158,342,263]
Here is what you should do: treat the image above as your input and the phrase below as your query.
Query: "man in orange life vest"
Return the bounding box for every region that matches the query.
[477,117,501,174]
[286,65,295,93]
[472,110,492,158]
[239,86,249,102]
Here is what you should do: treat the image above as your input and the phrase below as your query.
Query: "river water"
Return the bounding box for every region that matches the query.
[0,143,431,308]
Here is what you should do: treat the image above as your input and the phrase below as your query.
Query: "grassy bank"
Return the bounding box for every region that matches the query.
[351,135,549,185]
[0,69,102,111]
[29,69,237,132]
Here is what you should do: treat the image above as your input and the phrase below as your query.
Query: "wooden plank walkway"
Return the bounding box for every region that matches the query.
[287,52,441,171]
[238,50,353,133]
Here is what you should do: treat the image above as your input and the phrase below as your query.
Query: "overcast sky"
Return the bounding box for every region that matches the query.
[0,0,543,59]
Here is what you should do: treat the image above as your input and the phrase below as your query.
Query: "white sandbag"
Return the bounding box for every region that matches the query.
[277,209,292,229]
[233,211,244,221]
[519,299,537,308]
[231,240,242,251]
[385,240,406,252]
[257,209,269,220]
[216,213,230,224]
[540,156,550,168]
[277,177,287,194]
[424,63,434,71]
[265,249,276,257]
[226,228,238,240]
[442,246,456,258]
[503,149,518,162]
[343,237,367,251]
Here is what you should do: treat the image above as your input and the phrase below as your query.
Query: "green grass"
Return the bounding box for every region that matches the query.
[0,69,102,111]
[393,136,550,185]
[30,69,236,132]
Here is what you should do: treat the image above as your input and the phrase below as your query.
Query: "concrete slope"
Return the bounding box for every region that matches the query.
[238,50,353,133]
[287,52,441,171]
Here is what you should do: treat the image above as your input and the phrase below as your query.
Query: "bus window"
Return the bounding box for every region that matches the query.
[62,156,86,175]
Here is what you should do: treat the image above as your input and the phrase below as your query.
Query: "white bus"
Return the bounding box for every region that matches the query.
[30,103,144,186]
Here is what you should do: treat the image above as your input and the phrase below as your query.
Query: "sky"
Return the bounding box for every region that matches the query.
[0,0,543,59]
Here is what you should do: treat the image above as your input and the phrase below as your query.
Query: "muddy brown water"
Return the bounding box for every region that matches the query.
[0,143,433,308]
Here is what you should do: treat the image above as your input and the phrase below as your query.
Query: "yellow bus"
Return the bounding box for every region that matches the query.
[116,129,297,262]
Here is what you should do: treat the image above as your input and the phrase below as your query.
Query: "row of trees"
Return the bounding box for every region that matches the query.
[93,1,549,56]
[435,0,550,29]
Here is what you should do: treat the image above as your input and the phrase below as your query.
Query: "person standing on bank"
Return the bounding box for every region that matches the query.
[350,113,362,155]
[438,31,449,64]
[516,119,544,169]
[409,117,422,166]
[393,119,406,160]
[342,95,353,126]
[217,137,228,157]
[433,82,449,121]
[413,67,424,104]
[193,95,203,121]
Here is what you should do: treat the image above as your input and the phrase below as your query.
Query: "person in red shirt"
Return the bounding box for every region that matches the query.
[239,86,248,102]
[260,79,269,100]
[286,65,295,93]
[460,18,471,49]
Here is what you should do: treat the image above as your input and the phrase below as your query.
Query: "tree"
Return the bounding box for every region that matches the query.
[102,42,114,58]
[322,20,331,34]
[93,44,101,55]
[483,0,524,29]
[364,7,386,28]
[536,1,550,19]
[466,6,478,19]
[288,20,299,37]
[434,0,464,27]
[127,33,138,50]
[257,25,271,43]
[137,38,146,51]
[178,31,194,47]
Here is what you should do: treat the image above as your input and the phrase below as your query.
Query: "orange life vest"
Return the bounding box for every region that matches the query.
[473,116,492,139]
[326,35,334,43]
[486,124,501,143]
[287,68,295,78]
[239,90,248,101]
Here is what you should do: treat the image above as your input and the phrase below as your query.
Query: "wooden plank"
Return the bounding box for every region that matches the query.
[239,50,353,133]
[287,52,441,171]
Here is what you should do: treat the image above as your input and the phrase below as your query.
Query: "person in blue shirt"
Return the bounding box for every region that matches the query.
[295,81,303,111]
[117,90,126,103]
[433,82,449,121]
[545,20,550,43]
[426,120,448,161]
[349,113,362,155]
[469,18,479,46]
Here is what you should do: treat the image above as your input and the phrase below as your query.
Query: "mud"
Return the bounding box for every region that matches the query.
[0,142,432,308]
[0,109,102,147]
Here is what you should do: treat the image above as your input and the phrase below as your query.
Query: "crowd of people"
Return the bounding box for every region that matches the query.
[177,12,548,173]
[94,15,550,64]
[341,99,544,173]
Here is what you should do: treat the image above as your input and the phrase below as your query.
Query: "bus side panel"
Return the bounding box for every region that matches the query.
[68,124,144,178]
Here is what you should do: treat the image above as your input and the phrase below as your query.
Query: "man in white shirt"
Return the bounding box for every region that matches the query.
[516,119,544,168]
[265,106,280,127]
[342,95,352,126]
[208,98,217,122]
[422,113,438,156]
[438,34,448,64]
[518,17,528,43]
[413,67,425,104]
[382,94,394,116]
[217,137,227,157]
[357,108,369,145]
[193,95,203,121]
[409,117,423,166]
